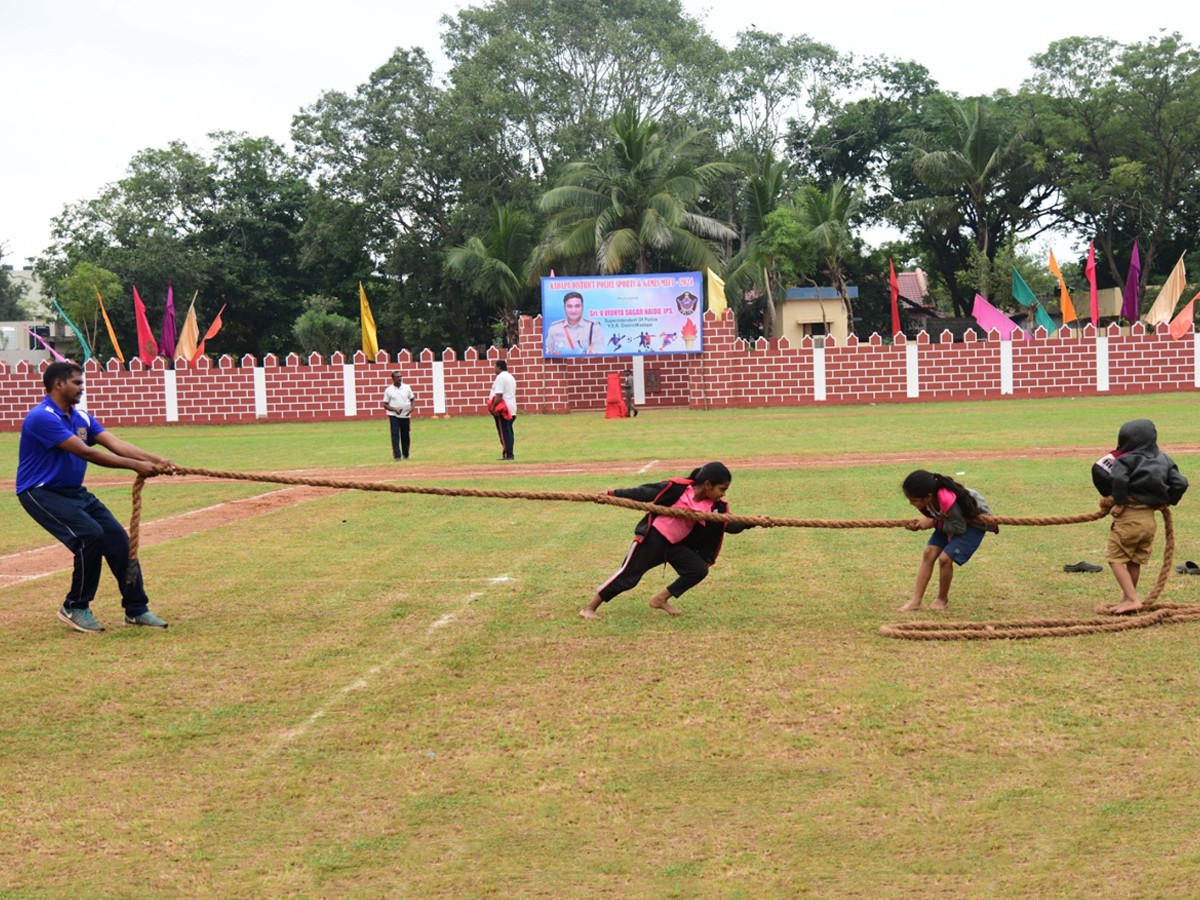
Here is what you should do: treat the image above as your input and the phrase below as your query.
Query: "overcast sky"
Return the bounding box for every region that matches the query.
[2,0,1196,267]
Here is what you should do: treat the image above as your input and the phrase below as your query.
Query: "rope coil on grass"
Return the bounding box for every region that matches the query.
[126,468,1188,640]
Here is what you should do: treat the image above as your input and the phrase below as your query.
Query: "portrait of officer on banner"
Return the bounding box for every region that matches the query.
[544,291,605,355]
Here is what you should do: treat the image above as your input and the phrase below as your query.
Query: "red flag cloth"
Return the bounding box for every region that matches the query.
[133,286,159,364]
[888,259,901,337]
[195,304,226,358]
[1169,294,1197,339]
[1086,243,1099,326]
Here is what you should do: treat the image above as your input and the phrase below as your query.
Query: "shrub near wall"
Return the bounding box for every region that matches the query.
[1,313,1197,431]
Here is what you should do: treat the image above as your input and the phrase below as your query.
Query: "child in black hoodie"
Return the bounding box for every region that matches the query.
[1092,419,1188,613]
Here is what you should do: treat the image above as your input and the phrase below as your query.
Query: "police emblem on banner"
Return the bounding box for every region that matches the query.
[675,291,699,316]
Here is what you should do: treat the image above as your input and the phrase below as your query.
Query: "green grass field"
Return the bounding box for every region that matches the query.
[3,396,1200,896]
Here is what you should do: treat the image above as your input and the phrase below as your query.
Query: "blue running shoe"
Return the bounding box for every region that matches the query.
[57,605,105,633]
[124,611,168,628]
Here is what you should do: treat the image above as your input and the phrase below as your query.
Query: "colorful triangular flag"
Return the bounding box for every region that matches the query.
[1169,293,1197,339]
[195,304,226,359]
[1121,241,1141,321]
[1143,254,1186,328]
[1047,250,1077,324]
[888,259,901,337]
[132,286,159,364]
[94,284,124,363]
[706,268,727,318]
[359,282,379,358]
[176,292,201,361]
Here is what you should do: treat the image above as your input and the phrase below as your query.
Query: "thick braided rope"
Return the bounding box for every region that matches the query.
[125,468,1186,641]
[881,508,1179,640]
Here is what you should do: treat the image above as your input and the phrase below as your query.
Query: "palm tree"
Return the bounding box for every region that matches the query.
[908,95,1030,300]
[537,106,736,275]
[443,202,534,345]
[724,151,788,336]
[795,180,863,334]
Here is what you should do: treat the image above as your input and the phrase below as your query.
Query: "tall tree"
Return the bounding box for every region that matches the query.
[442,0,725,179]
[894,94,1057,311]
[1028,33,1200,300]
[292,48,518,350]
[537,106,736,275]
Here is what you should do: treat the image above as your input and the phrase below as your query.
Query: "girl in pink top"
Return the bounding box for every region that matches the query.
[580,462,755,620]
[899,469,995,613]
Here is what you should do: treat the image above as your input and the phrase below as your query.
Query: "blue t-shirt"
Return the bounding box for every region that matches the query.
[15,400,105,494]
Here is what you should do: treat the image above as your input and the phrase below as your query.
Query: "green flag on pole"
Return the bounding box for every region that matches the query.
[52,300,93,362]
[1033,303,1057,333]
[1012,265,1038,308]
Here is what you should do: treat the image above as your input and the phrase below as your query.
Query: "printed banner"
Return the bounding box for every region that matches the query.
[540,272,703,357]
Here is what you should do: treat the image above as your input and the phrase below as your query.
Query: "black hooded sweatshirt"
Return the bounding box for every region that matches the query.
[1092,418,1188,507]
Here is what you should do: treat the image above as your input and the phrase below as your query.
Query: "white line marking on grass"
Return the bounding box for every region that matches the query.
[266,585,500,754]
[637,459,659,473]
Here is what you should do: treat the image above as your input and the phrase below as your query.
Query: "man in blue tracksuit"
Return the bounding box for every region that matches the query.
[16,361,175,633]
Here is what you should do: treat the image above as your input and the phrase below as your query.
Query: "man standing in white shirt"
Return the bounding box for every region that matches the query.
[382,370,416,460]
[488,360,517,460]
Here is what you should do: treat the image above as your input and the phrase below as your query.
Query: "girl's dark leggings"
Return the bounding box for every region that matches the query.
[596,528,709,602]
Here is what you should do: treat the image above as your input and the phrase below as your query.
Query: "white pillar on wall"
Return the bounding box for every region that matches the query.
[905,343,919,398]
[163,369,179,422]
[813,346,827,401]
[432,361,446,414]
[1095,336,1110,392]
[632,355,645,405]
[254,367,268,418]
[1194,333,1200,388]
[1000,341,1014,395]
[342,364,357,416]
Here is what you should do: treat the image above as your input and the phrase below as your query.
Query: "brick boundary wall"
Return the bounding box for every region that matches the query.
[2,311,1198,431]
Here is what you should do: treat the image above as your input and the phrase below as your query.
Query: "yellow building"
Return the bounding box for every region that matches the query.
[777,287,854,345]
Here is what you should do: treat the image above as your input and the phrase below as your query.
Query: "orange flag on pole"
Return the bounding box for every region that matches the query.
[195,304,226,359]
[95,284,125,363]
[1169,293,1197,339]
[132,286,158,364]
[1047,250,1078,324]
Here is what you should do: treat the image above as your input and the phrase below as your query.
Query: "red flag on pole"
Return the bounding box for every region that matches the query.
[888,259,901,338]
[195,304,226,359]
[132,285,159,364]
[1085,243,1099,327]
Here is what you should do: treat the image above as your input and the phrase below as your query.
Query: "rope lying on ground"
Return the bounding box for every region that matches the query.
[126,467,1187,640]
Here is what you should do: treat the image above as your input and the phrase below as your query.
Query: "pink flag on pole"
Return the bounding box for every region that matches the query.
[971,293,1025,340]
[133,286,159,364]
[1086,243,1099,326]
[1121,242,1141,321]
[27,327,67,361]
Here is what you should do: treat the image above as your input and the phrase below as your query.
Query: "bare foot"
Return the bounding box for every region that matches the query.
[578,608,601,620]
[929,598,949,610]
[649,597,681,616]
[1111,599,1143,615]
[898,600,923,613]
